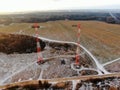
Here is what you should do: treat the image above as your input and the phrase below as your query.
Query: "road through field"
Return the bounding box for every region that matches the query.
[103,57,120,66]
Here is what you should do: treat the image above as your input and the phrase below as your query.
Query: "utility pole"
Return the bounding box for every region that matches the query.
[75,23,81,65]
[32,23,43,64]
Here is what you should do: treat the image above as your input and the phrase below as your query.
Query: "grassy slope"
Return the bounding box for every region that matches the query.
[0,20,120,63]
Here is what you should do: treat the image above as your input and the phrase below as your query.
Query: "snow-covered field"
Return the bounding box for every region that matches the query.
[0,53,37,84]
[0,40,99,85]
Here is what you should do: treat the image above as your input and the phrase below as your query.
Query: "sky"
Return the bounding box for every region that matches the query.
[0,0,120,14]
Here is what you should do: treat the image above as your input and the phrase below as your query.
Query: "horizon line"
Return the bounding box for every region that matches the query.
[0,9,120,15]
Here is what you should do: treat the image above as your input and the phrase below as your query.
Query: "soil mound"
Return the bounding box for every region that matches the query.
[0,33,46,54]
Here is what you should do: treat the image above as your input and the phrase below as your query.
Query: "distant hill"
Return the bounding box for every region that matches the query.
[0,11,120,24]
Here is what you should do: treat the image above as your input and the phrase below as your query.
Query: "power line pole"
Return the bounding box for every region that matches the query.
[32,23,43,64]
[75,23,81,65]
